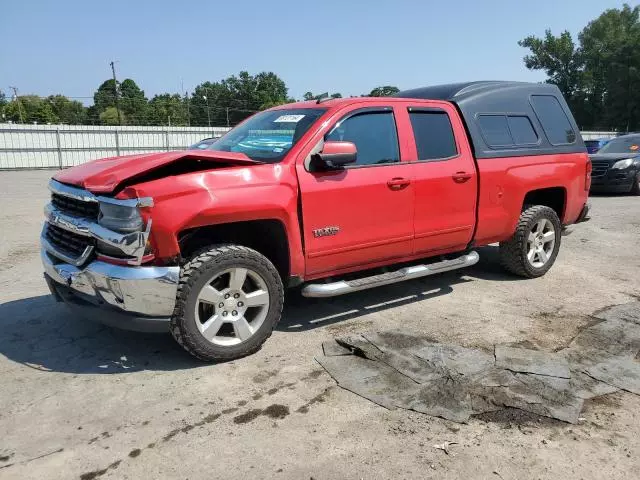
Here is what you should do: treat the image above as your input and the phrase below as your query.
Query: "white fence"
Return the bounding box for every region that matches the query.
[580,131,618,140]
[0,124,622,170]
[0,124,231,170]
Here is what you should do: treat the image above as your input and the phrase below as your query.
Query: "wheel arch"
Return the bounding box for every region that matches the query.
[522,187,567,222]
[178,219,291,282]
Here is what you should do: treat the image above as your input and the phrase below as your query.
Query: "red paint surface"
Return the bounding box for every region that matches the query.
[53,97,589,281]
[54,150,259,193]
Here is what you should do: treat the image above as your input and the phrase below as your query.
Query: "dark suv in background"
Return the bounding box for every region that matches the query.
[584,138,609,153]
[590,134,640,195]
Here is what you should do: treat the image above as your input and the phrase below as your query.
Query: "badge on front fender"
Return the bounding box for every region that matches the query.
[312,226,340,238]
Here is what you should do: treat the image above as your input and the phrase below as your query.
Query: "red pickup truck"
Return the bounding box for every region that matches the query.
[42,81,591,361]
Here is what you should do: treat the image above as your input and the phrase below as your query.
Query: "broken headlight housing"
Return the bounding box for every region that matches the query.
[98,202,144,233]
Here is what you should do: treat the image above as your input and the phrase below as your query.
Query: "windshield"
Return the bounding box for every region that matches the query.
[206,108,327,162]
[597,136,640,154]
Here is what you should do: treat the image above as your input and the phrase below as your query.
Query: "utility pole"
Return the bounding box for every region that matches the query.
[203,95,211,127]
[181,80,190,127]
[226,107,230,127]
[185,91,190,127]
[9,86,24,123]
[109,61,123,126]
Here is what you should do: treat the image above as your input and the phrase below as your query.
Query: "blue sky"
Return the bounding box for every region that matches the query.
[0,0,628,103]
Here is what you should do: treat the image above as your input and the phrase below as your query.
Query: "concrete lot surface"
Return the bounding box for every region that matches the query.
[0,170,639,479]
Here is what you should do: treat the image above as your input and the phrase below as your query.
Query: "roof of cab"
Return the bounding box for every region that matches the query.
[394,81,553,102]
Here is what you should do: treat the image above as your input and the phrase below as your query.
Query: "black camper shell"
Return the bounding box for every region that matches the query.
[395,81,586,159]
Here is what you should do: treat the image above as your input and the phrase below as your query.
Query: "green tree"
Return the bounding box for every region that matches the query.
[579,4,640,131]
[0,90,7,120]
[368,86,400,97]
[190,81,230,126]
[519,4,640,131]
[147,93,188,126]
[253,71,289,109]
[119,79,148,124]
[93,79,118,113]
[191,71,290,126]
[93,78,147,125]
[46,95,87,124]
[85,105,100,125]
[3,95,58,124]
[518,31,583,100]
[99,106,125,125]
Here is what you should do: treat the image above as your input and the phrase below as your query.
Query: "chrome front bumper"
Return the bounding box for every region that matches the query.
[42,249,180,330]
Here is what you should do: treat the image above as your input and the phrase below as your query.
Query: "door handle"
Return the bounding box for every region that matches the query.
[387,177,411,190]
[452,171,472,183]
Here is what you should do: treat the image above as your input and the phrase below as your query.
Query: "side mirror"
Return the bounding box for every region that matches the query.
[310,141,357,171]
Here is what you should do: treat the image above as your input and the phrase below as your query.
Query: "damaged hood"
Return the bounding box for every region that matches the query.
[53,150,260,194]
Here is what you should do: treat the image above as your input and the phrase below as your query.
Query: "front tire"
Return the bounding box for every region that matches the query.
[499,205,562,278]
[170,245,284,362]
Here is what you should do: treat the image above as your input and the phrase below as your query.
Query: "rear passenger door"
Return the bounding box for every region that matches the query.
[402,104,478,255]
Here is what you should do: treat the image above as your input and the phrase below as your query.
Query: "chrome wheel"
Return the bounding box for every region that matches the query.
[526,219,555,268]
[194,267,270,346]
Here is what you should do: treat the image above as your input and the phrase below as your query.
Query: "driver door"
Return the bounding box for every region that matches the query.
[296,106,414,277]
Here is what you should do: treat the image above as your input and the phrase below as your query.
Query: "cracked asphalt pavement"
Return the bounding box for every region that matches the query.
[1,170,639,479]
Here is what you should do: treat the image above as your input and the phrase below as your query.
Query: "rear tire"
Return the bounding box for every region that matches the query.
[499,205,562,278]
[170,245,284,362]
[630,172,640,195]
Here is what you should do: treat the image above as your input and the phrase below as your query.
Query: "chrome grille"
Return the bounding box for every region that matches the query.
[43,179,153,266]
[591,160,610,177]
[51,192,99,219]
[45,224,94,261]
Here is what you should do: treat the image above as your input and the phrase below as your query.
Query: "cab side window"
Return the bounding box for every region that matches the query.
[408,110,458,161]
[326,111,399,166]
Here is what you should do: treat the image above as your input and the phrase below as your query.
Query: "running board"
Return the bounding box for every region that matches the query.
[301,251,479,298]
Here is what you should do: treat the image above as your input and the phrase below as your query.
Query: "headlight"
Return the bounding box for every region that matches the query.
[98,202,144,233]
[611,158,634,170]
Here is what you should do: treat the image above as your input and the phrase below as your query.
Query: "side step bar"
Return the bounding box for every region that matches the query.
[301,251,479,298]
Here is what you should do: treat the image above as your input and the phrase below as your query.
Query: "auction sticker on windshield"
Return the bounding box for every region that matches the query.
[274,115,305,123]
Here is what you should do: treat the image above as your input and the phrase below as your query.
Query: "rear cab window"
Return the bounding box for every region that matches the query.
[407,109,458,160]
